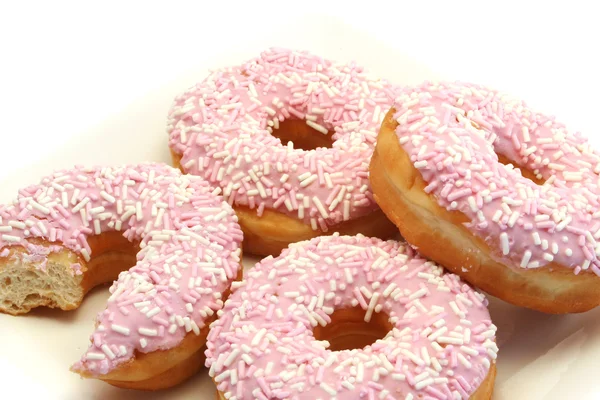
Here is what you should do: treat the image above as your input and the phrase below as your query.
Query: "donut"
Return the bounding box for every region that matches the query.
[370,81,600,313]
[0,163,243,390]
[206,234,498,400]
[167,48,398,256]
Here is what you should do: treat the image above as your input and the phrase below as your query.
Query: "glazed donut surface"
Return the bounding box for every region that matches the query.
[0,163,243,389]
[168,48,398,255]
[207,234,498,399]
[370,81,600,313]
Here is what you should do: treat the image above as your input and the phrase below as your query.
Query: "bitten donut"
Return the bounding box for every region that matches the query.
[207,234,498,400]
[0,163,243,390]
[167,48,398,256]
[370,81,600,313]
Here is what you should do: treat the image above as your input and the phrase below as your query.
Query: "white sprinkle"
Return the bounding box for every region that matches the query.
[382,282,397,297]
[341,380,355,390]
[29,200,50,214]
[100,191,116,203]
[136,201,143,220]
[146,307,161,318]
[111,324,130,335]
[420,347,431,366]
[343,200,351,221]
[392,373,406,381]
[85,352,106,360]
[543,253,554,262]
[449,301,464,317]
[461,193,476,211]
[400,349,424,366]
[521,126,530,142]
[71,197,90,213]
[437,336,464,345]
[532,232,541,245]
[372,105,381,123]
[414,371,430,383]
[241,354,254,364]
[93,219,102,235]
[101,344,116,360]
[299,174,318,188]
[583,259,591,270]
[251,328,267,346]
[464,328,471,344]
[433,318,446,328]
[563,172,583,182]
[492,210,502,223]
[1,234,20,242]
[461,345,479,356]
[507,211,520,227]
[356,362,364,382]
[90,206,105,215]
[215,370,231,383]
[135,301,151,309]
[8,220,25,229]
[138,328,158,336]
[414,377,434,390]
[319,382,337,396]
[81,248,91,262]
[457,353,472,368]
[428,326,448,341]
[520,250,532,268]
[306,120,328,134]
[364,293,380,322]
[500,232,510,255]
[224,349,240,367]
[556,216,572,232]
[120,208,136,221]
[312,196,329,219]
[344,268,354,284]
[409,287,428,300]
[566,248,573,257]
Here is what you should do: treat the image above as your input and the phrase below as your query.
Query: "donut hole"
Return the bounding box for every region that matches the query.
[497,154,546,185]
[313,306,392,351]
[460,116,546,185]
[83,232,140,288]
[271,119,334,150]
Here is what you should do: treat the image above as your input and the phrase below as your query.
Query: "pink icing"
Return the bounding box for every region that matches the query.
[0,163,242,375]
[0,244,63,270]
[71,263,83,276]
[167,48,397,231]
[393,82,600,275]
[206,234,497,399]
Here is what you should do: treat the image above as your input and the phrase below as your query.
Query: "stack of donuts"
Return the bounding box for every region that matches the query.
[1,47,598,399]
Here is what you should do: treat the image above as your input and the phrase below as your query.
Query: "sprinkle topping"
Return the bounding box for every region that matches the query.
[167,48,397,230]
[206,234,497,399]
[0,163,243,375]
[394,82,600,275]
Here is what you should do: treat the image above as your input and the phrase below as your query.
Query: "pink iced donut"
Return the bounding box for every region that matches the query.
[370,80,600,313]
[167,48,398,256]
[0,163,243,390]
[207,234,498,400]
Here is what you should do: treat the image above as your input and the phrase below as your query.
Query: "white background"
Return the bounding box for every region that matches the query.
[1,1,599,399]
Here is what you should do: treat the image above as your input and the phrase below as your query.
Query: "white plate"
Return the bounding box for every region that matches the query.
[1,3,600,399]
